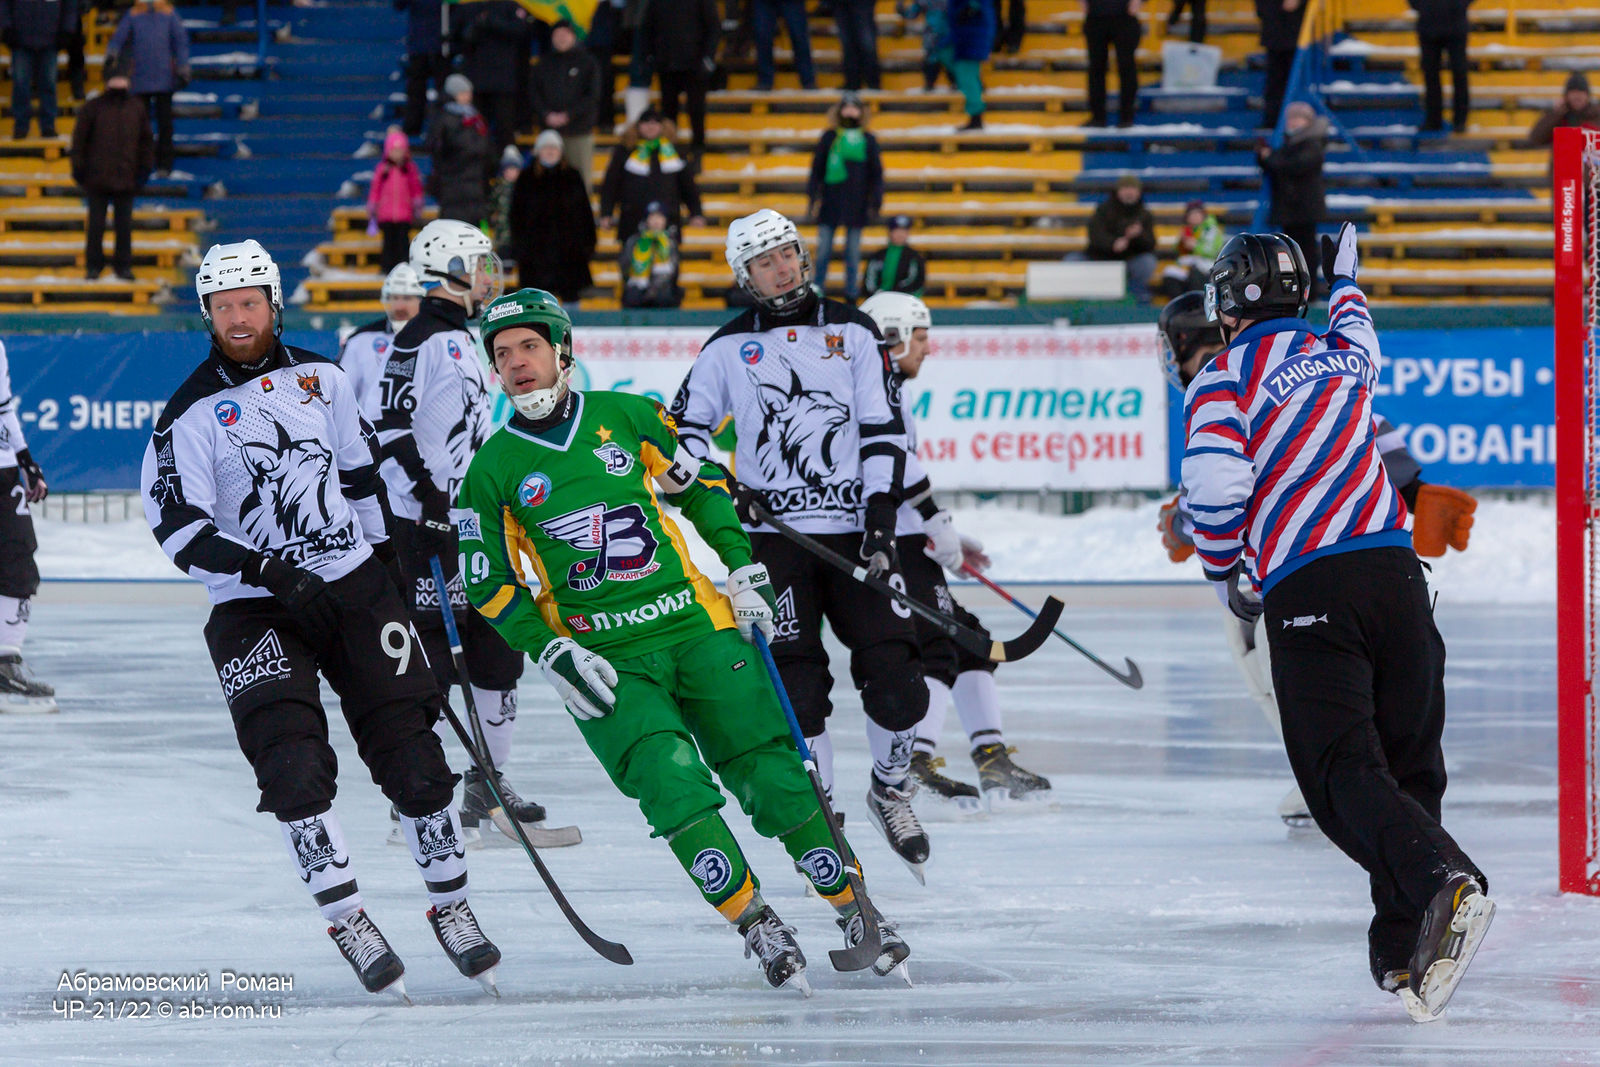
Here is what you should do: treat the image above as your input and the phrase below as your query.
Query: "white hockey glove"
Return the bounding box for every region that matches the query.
[726,563,777,643]
[921,510,964,571]
[1319,221,1359,286]
[536,637,618,720]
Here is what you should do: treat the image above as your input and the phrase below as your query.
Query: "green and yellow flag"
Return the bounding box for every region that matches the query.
[445,0,598,38]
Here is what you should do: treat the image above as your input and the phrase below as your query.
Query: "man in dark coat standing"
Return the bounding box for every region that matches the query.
[1257,0,1307,130]
[1084,0,1140,129]
[395,0,445,137]
[640,0,719,155]
[1,0,79,139]
[452,0,532,154]
[426,73,495,226]
[529,19,602,196]
[1085,172,1157,302]
[598,110,706,239]
[70,60,153,280]
[508,130,596,304]
[1409,0,1471,132]
[1256,101,1326,281]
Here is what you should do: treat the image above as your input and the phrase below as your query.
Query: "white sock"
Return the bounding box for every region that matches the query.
[914,677,952,755]
[0,596,29,651]
[866,721,915,785]
[954,670,1005,752]
[399,805,470,909]
[469,686,516,769]
[280,810,362,922]
[805,731,834,796]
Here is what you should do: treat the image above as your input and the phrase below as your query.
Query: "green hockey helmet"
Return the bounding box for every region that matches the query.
[480,288,576,419]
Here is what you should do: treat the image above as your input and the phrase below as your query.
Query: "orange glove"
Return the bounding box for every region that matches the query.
[1410,483,1476,557]
[1157,494,1195,563]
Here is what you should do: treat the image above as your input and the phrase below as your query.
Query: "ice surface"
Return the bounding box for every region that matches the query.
[2,578,1594,1065]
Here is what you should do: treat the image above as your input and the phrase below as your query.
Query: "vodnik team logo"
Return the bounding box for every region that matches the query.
[796,847,843,888]
[593,442,635,476]
[689,848,733,895]
[740,340,764,365]
[519,471,553,507]
[537,502,661,591]
[214,400,241,426]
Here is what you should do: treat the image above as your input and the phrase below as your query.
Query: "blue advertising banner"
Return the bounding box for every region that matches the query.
[1163,326,1556,490]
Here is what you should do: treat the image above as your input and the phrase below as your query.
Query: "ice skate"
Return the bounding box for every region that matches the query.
[427,898,502,996]
[1407,874,1495,1021]
[390,803,480,849]
[739,905,810,996]
[1381,969,1433,1023]
[908,752,983,815]
[0,648,57,714]
[865,774,929,884]
[461,766,582,848]
[1277,784,1317,831]
[328,908,408,1000]
[972,743,1052,810]
[838,902,912,984]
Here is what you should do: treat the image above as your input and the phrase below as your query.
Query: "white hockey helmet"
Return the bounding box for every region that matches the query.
[859,291,932,358]
[725,208,813,314]
[380,261,425,302]
[195,239,282,322]
[409,219,504,316]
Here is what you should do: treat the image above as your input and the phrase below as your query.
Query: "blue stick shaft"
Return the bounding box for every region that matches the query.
[428,555,463,650]
[753,631,812,763]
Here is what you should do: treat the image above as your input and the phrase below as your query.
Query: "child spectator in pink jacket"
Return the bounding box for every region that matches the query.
[367,127,425,270]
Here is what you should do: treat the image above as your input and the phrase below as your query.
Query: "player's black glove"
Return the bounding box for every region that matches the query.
[14,449,47,503]
[370,538,406,597]
[244,553,340,643]
[1214,562,1263,624]
[416,487,456,557]
[709,461,759,525]
[1319,221,1359,289]
[860,494,899,577]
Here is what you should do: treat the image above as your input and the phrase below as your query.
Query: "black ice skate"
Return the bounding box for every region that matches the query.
[739,905,810,997]
[461,767,582,848]
[972,743,1052,809]
[427,898,502,996]
[328,909,407,1000]
[1407,874,1495,1021]
[838,903,912,984]
[909,751,983,815]
[865,774,930,884]
[0,649,56,714]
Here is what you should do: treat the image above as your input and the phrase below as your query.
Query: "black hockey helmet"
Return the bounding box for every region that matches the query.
[1204,232,1310,325]
[1157,291,1225,390]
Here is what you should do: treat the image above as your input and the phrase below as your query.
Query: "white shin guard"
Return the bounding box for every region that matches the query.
[953,669,1005,752]
[0,595,28,651]
[866,720,916,786]
[468,686,517,769]
[280,810,361,922]
[805,730,835,796]
[914,677,952,755]
[399,805,470,909]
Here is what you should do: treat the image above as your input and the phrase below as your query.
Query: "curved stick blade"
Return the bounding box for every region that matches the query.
[991,596,1064,662]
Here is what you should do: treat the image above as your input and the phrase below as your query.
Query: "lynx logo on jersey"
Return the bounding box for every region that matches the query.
[219,628,292,698]
[771,585,800,642]
[448,363,494,473]
[411,811,464,864]
[287,816,345,878]
[796,847,843,889]
[753,367,851,484]
[689,848,733,895]
[538,502,660,591]
[593,442,634,476]
[296,370,329,406]
[229,419,354,563]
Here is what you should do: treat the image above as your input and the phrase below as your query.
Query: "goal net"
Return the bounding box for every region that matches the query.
[1556,126,1600,895]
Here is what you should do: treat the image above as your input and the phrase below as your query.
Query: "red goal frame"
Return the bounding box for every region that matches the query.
[1555,126,1600,895]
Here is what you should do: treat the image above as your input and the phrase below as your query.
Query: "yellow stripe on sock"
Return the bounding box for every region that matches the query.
[714,872,757,922]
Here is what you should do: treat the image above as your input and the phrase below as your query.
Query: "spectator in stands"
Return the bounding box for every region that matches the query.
[1523,72,1600,149]
[639,0,719,156]
[752,0,817,91]
[949,0,996,130]
[70,58,152,281]
[62,3,86,100]
[1256,100,1326,282]
[1085,172,1158,303]
[897,0,951,92]
[509,130,595,305]
[1410,0,1471,133]
[488,145,523,264]
[599,109,706,239]
[451,0,532,154]
[808,91,883,302]
[1168,0,1206,42]
[107,0,188,177]
[367,126,425,272]
[1257,0,1306,130]
[1160,198,1225,297]
[1001,0,1026,53]
[1084,0,1139,129]
[621,201,684,308]
[530,19,603,196]
[834,0,882,90]
[862,215,927,298]
[586,0,624,130]
[426,73,495,227]
[396,0,446,137]
[2,0,78,139]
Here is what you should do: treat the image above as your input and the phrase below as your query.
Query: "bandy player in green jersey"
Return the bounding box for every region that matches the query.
[455,289,911,993]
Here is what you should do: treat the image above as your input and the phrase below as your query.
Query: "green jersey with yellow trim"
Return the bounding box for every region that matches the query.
[456,389,754,658]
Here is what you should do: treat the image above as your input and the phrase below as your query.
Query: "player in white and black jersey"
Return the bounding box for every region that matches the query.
[140,240,500,999]
[669,209,932,879]
[0,339,53,713]
[371,220,544,840]
[858,292,1052,811]
[337,261,425,411]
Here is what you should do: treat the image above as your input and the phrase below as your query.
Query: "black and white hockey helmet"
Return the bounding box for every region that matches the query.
[196,239,282,323]
[1204,232,1310,324]
[1157,291,1224,390]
